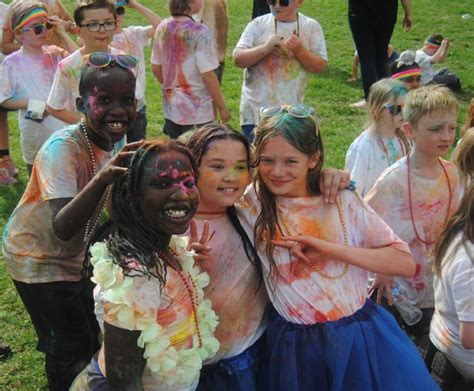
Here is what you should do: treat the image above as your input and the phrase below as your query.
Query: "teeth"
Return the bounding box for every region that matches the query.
[219,188,237,193]
[107,122,124,129]
[165,209,187,218]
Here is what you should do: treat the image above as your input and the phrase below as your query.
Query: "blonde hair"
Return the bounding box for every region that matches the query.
[10,1,47,31]
[452,129,474,188]
[367,78,408,126]
[403,85,458,128]
[460,98,474,138]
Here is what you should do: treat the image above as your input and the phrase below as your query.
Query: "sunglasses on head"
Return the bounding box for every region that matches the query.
[21,21,53,35]
[260,104,319,134]
[84,52,139,69]
[267,0,291,6]
[384,103,403,115]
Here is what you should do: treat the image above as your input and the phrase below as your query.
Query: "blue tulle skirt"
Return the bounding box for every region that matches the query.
[266,300,438,391]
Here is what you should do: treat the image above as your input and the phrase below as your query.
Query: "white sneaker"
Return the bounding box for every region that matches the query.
[350,99,367,109]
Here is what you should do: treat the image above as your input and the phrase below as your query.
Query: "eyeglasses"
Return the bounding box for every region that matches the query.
[260,104,316,119]
[267,0,291,6]
[21,21,53,35]
[402,75,421,83]
[84,52,139,69]
[384,103,403,115]
[79,21,116,32]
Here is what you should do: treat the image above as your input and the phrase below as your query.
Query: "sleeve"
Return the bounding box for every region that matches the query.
[36,136,79,200]
[345,140,370,197]
[47,64,71,110]
[131,25,152,47]
[415,50,432,68]
[452,252,474,322]
[150,27,162,65]
[235,184,261,244]
[195,26,219,73]
[234,20,257,50]
[347,191,411,254]
[306,19,328,61]
[0,58,19,103]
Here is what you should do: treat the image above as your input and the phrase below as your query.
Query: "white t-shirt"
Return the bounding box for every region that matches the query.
[345,129,407,197]
[47,47,122,113]
[430,234,474,381]
[2,125,124,283]
[191,216,268,364]
[151,18,218,125]
[112,26,151,110]
[366,157,462,308]
[0,46,67,164]
[234,13,327,126]
[0,2,8,63]
[415,49,436,85]
[237,185,409,325]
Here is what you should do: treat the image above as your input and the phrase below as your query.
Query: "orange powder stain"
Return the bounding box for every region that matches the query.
[278,258,313,285]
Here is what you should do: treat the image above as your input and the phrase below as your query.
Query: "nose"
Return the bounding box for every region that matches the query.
[223,168,238,182]
[271,162,285,177]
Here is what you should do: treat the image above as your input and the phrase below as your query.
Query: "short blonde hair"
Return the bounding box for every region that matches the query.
[10,1,47,31]
[403,85,458,128]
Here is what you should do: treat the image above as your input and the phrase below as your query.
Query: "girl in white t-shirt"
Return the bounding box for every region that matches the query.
[237,105,436,390]
[428,178,474,384]
[345,78,410,196]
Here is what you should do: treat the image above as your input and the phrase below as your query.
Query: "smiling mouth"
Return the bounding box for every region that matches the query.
[217,187,239,194]
[164,206,194,221]
[104,121,127,131]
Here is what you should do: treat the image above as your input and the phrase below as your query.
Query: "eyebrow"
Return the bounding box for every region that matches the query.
[206,158,247,163]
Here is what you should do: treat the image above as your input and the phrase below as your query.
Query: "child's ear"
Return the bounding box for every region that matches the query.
[308,151,320,169]
[403,122,415,140]
[76,96,85,113]
[14,31,23,44]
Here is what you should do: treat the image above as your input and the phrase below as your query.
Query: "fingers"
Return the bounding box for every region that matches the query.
[385,283,393,306]
[376,286,383,304]
[188,220,198,250]
[122,140,146,152]
[199,221,210,244]
[189,242,211,254]
[270,239,295,249]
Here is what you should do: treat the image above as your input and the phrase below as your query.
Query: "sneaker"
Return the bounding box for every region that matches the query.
[0,343,12,360]
[0,167,17,186]
[0,156,19,177]
[350,99,368,109]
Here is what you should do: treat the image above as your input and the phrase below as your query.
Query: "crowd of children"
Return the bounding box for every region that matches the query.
[0,0,473,390]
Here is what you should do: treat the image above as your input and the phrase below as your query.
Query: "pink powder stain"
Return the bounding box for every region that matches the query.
[414,263,421,277]
[159,165,180,179]
[173,175,195,193]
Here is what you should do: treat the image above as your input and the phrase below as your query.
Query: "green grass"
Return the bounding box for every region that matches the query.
[1,0,473,388]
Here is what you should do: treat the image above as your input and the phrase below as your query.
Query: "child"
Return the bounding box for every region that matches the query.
[184,124,268,390]
[460,97,474,139]
[233,0,327,140]
[390,50,422,91]
[453,130,474,191]
[2,57,139,390]
[366,85,462,347]
[345,78,409,196]
[151,0,230,139]
[426,182,474,388]
[47,0,120,124]
[235,105,436,390]
[0,1,70,175]
[69,140,220,390]
[111,0,160,141]
[415,33,461,92]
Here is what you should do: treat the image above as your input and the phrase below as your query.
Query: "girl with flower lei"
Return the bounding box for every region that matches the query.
[71,140,219,391]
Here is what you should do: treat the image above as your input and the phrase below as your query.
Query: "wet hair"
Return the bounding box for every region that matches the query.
[460,98,474,138]
[252,112,324,281]
[168,0,192,15]
[183,124,264,288]
[403,85,458,128]
[84,140,199,290]
[432,181,474,277]
[78,62,136,97]
[10,1,47,31]
[452,130,474,188]
[74,0,116,26]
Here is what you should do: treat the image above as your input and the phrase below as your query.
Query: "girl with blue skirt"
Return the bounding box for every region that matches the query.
[237,105,438,390]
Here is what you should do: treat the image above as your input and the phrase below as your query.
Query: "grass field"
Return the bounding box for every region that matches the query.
[0,0,473,389]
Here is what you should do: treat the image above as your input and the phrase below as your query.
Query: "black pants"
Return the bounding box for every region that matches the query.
[13,279,100,391]
[348,0,398,99]
[252,0,269,19]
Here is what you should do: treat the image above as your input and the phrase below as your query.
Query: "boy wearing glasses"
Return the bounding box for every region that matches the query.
[233,0,327,141]
[47,0,119,124]
[0,1,72,174]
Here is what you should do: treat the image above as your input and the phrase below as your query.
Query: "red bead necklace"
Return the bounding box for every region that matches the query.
[159,248,203,348]
[406,154,453,246]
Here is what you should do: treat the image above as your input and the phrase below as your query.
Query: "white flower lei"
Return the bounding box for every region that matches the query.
[90,236,220,387]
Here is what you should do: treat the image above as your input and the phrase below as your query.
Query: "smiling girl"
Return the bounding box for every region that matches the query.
[236,105,437,390]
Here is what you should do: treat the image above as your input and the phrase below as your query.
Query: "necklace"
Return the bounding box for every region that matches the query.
[406,154,453,246]
[171,13,195,22]
[377,134,406,166]
[80,119,112,243]
[274,197,349,280]
[159,248,203,348]
[273,13,300,36]
[195,210,226,217]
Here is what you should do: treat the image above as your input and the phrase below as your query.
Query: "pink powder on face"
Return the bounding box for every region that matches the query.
[173,175,196,193]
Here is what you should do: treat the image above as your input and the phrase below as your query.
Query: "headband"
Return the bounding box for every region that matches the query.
[425,38,442,47]
[391,68,422,80]
[14,8,48,31]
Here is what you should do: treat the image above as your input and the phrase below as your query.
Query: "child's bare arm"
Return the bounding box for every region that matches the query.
[284,33,326,74]
[233,34,283,68]
[151,64,163,84]
[460,322,474,349]
[48,15,78,53]
[430,39,449,64]
[0,98,29,110]
[128,0,161,30]
[2,25,20,55]
[46,106,82,124]
[54,0,73,22]
[349,54,359,81]
[201,70,230,122]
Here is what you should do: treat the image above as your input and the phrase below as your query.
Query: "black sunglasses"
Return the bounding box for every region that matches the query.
[267,0,291,6]
[21,21,53,35]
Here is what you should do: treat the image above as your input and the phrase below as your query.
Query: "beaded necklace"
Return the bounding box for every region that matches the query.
[406,154,453,246]
[159,248,203,348]
[80,119,113,243]
[274,197,349,280]
[377,134,407,166]
[273,13,300,36]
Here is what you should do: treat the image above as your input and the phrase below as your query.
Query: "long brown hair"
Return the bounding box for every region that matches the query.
[252,112,324,281]
[452,129,474,188]
[432,181,474,276]
[460,98,474,138]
